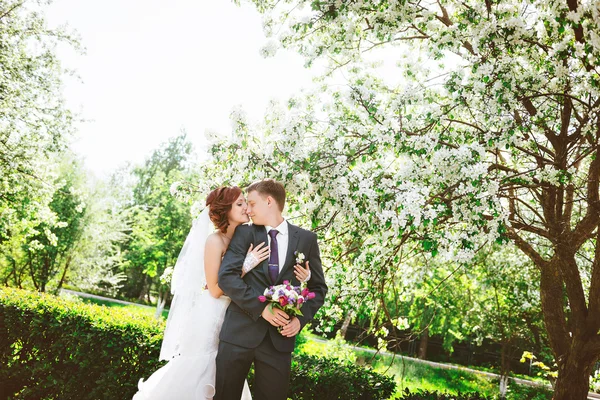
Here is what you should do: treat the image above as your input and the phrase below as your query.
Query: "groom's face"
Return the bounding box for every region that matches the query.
[246,190,270,225]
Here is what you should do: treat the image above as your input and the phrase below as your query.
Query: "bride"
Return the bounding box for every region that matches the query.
[133,186,310,400]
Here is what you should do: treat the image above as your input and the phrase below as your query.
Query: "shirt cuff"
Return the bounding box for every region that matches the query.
[301,270,311,283]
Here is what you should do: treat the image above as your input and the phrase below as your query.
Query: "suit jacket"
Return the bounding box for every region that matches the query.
[218,222,328,352]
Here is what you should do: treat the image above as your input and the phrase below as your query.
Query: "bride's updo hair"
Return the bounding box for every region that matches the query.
[205,186,242,233]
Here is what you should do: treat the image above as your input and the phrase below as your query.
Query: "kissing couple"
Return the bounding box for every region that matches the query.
[134,179,328,400]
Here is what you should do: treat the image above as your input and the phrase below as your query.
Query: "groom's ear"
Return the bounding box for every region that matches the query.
[266,195,275,208]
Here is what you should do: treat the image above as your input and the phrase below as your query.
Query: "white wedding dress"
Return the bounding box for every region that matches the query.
[133,209,252,400]
[133,293,251,399]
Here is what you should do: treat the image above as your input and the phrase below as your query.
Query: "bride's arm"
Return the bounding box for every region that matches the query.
[204,234,225,298]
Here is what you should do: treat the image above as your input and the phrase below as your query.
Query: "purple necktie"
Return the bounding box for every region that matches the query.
[268,229,279,284]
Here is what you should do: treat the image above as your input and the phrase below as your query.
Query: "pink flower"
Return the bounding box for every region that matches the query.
[258,296,267,303]
[297,297,304,305]
[283,280,290,285]
[301,288,309,297]
[279,297,288,307]
[307,292,316,300]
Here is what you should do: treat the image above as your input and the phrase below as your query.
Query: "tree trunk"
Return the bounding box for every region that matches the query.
[499,341,511,400]
[39,257,52,293]
[536,255,600,399]
[15,259,24,288]
[55,255,72,294]
[155,289,168,320]
[8,257,16,286]
[553,352,596,399]
[418,326,429,359]
[27,258,38,291]
[138,275,149,302]
[339,312,352,339]
[40,257,50,292]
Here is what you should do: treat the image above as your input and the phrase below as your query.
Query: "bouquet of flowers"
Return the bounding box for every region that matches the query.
[258,280,315,317]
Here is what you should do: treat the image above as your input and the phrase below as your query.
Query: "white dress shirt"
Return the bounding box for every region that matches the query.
[266,219,288,273]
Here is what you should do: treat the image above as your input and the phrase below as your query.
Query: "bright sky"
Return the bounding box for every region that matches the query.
[45,0,316,178]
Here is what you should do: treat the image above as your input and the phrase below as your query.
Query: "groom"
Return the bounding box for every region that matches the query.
[215,179,328,400]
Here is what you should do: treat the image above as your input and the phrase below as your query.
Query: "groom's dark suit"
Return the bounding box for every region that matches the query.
[215,221,327,400]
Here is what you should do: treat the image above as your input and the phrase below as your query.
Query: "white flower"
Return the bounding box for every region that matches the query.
[160,267,174,285]
[395,317,410,330]
[169,181,181,197]
[259,40,278,58]
[204,129,222,145]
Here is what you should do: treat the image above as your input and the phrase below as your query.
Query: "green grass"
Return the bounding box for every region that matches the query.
[62,292,169,320]
[299,336,552,399]
[358,350,497,397]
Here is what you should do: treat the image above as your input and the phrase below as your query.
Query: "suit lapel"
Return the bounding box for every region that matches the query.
[277,223,300,284]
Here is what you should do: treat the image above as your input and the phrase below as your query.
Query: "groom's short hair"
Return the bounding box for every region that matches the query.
[247,179,286,212]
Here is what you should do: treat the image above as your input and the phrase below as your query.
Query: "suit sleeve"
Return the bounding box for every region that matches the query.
[218,225,266,321]
[297,231,328,329]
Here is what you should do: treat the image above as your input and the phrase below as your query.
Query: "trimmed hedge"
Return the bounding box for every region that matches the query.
[0,287,165,399]
[288,354,396,399]
[1,288,395,399]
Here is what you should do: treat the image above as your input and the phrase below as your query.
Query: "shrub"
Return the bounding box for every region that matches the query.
[288,354,396,399]
[1,288,395,399]
[396,388,489,399]
[293,329,308,354]
[505,382,553,400]
[0,287,165,399]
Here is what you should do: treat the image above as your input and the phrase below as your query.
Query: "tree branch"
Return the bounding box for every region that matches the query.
[0,2,23,21]
[556,249,588,331]
[507,229,548,268]
[435,1,475,55]
[572,147,600,248]
[509,221,553,242]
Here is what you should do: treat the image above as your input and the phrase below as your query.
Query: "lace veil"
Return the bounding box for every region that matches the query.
[159,207,212,360]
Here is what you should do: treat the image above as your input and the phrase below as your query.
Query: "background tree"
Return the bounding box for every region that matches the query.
[0,0,80,290]
[356,243,548,399]
[23,154,87,292]
[468,246,549,398]
[64,173,131,296]
[119,133,195,310]
[0,0,78,248]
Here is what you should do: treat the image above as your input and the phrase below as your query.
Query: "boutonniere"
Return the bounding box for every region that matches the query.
[294,250,305,265]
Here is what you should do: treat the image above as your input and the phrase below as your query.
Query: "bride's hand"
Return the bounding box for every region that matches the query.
[242,242,270,275]
[294,261,311,283]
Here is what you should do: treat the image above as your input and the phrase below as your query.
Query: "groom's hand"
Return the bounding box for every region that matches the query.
[261,306,290,327]
[279,317,301,337]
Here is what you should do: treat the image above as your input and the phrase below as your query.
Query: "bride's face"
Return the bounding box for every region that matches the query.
[228,193,250,225]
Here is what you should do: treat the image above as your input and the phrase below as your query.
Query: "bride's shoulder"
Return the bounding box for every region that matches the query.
[205,232,226,251]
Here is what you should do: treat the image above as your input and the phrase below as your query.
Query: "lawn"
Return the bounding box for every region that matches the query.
[299,334,553,400]
[60,291,169,320]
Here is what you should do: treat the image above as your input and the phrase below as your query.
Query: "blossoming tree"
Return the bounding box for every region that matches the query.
[192,0,600,397]
[0,2,76,224]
